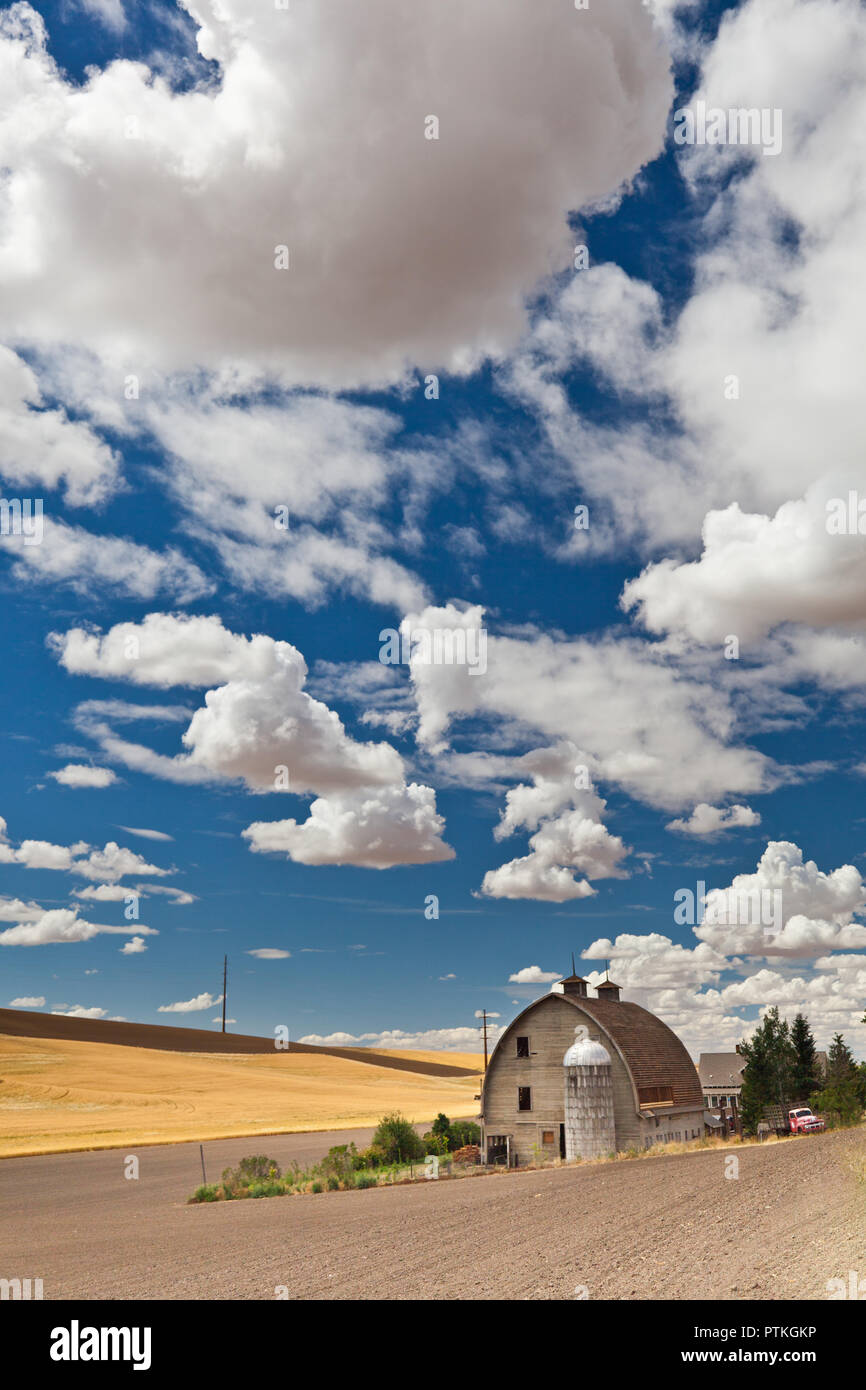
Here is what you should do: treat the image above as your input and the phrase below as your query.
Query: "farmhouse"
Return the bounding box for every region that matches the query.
[699,1052,745,1111]
[480,970,704,1165]
[698,1051,746,1135]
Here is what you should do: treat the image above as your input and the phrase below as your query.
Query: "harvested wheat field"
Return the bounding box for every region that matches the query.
[0,1031,482,1157]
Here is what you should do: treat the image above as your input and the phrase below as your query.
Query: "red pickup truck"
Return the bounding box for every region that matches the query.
[788,1107,825,1134]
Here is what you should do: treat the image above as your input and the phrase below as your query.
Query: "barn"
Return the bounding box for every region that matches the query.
[480,970,704,1165]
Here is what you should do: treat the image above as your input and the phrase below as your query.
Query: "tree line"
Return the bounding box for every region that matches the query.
[738,1006,866,1133]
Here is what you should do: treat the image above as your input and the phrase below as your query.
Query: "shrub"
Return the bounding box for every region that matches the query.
[809,1082,865,1129]
[423,1131,450,1157]
[431,1113,451,1143]
[327,1175,340,1191]
[371,1113,425,1164]
[193,1184,220,1203]
[248,1180,283,1199]
[321,1143,358,1180]
[240,1155,281,1181]
[424,1115,481,1154]
[355,1173,378,1189]
[355,1145,383,1169]
[222,1155,281,1194]
[450,1119,481,1148]
[310,1181,323,1194]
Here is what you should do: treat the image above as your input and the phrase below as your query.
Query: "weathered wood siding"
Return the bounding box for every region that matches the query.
[641,1108,706,1146]
[482,994,643,1163]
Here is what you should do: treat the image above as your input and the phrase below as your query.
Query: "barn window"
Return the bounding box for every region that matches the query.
[541,1130,554,1145]
[518,1086,532,1112]
[516,1036,530,1058]
[638,1085,673,1105]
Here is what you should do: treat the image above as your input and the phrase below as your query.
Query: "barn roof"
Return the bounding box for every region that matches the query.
[563,995,704,1109]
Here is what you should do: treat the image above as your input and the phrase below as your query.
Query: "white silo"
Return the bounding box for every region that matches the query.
[563,1028,616,1159]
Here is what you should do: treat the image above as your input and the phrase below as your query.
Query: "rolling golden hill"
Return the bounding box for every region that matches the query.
[0,1030,483,1157]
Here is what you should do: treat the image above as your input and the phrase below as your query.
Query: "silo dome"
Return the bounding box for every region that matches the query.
[563,1036,611,1068]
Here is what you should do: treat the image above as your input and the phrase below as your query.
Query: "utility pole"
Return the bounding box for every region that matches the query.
[481,1009,489,1070]
[221,955,227,1034]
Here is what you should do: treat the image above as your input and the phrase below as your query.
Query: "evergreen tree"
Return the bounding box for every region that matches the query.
[808,1081,863,1128]
[827,1032,857,1084]
[790,1012,819,1102]
[738,1007,796,1133]
[738,1030,769,1135]
[809,1034,866,1127]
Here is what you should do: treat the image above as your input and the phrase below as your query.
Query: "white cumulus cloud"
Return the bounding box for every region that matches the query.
[0,909,157,946]
[243,784,454,870]
[52,613,454,869]
[666,803,761,837]
[120,936,147,954]
[508,966,562,985]
[157,991,222,1013]
[0,0,672,387]
[695,841,866,958]
[48,764,118,789]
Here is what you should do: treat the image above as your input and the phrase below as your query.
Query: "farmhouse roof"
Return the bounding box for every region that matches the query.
[698,1053,746,1087]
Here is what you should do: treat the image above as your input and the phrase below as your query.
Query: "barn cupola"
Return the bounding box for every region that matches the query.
[594,973,622,1006]
[596,977,622,1002]
[559,955,588,998]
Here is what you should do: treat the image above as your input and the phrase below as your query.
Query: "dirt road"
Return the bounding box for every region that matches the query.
[1,1127,863,1300]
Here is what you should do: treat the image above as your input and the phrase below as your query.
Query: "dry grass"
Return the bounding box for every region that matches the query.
[0,1032,481,1157]
[610,1132,793,1160]
[365,1048,483,1069]
[525,1131,798,1173]
[849,1150,866,1184]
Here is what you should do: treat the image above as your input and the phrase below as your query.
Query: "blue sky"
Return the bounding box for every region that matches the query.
[1,0,865,1058]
